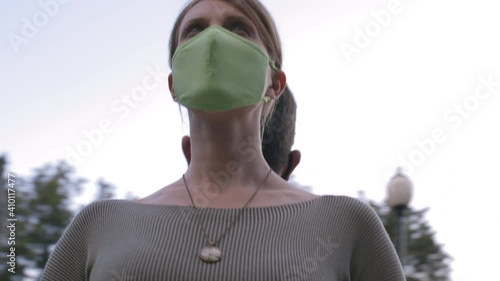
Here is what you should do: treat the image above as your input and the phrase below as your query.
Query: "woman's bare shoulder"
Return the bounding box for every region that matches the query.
[133,179,192,206]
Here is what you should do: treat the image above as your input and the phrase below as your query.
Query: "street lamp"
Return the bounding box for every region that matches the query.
[386,167,413,265]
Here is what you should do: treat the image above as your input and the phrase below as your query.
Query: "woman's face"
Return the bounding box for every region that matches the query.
[171,0,284,113]
[177,0,269,57]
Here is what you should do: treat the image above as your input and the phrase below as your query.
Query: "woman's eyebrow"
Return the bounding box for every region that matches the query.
[179,14,256,39]
[223,15,255,27]
[180,17,209,34]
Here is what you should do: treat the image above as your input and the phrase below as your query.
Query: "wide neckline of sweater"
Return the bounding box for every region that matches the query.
[120,195,333,212]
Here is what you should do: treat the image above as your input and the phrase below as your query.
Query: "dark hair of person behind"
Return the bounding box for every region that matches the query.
[262,85,297,173]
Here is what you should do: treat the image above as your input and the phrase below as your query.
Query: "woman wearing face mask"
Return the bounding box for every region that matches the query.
[40,0,405,280]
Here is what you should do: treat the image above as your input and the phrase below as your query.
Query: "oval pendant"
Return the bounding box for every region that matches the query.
[200,245,222,263]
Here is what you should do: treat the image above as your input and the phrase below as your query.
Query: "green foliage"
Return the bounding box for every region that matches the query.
[0,155,140,280]
[369,201,452,281]
[0,155,85,280]
[95,177,116,201]
[1,155,32,281]
[27,161,86,269]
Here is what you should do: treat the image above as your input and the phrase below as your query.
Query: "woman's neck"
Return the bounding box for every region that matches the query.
[184,108,272,191]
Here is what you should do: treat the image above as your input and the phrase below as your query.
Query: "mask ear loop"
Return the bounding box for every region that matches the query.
[261,60,280,138]
[262,61,280,103]
[270,61,279,71]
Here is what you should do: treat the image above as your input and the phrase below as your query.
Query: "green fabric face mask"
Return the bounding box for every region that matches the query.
[172,25,279,112]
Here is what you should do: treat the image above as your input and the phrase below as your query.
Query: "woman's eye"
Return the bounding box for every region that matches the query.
[184,24,204,38]
[228,22,251,36]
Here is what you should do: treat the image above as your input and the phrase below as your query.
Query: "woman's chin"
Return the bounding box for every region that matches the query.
[189,103,261,118]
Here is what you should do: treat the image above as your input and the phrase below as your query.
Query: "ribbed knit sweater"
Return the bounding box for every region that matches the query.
[39,195,405,281]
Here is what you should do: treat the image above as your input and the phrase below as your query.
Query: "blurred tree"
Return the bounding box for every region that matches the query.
[1,156,86,280]
[369,200,452,281]
[1,155,35,281]
[27,161,86,273]
[94,177,116,200]
[125,191,140,201]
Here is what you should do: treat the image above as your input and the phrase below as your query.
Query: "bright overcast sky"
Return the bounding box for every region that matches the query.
[1,0,499,280]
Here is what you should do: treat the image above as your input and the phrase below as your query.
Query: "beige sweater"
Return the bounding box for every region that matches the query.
[40,195,405,281]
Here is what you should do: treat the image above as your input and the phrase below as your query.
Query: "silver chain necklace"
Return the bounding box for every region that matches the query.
[182,168,272,263]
